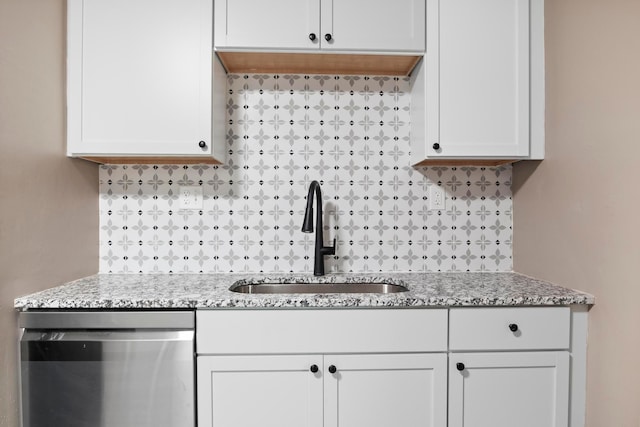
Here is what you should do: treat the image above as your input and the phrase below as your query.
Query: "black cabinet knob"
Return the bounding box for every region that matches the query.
[324,33,332,41]
[198,140,207,149]
[432,143,440,150]
[509,323,519,332]
[456,363,465,371]
[328,365,337,374]
[309,33,317,41]
[310,364,319,373]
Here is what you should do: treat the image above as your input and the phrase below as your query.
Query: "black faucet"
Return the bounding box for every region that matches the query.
[301,180,336,276]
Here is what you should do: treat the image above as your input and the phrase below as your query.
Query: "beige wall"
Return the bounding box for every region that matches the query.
[0,0,98,424]
[513,0,640,425]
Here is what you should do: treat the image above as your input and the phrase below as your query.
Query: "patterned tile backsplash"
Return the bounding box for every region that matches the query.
[99,74,512,274]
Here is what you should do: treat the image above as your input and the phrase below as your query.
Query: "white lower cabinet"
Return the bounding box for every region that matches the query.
[323,353,447,427]
[197,353,447,427]
[448,307,574,427]
[448,352,570,427]
[196,309,448,427]
[196,307,586,427]
[197,355,323,427]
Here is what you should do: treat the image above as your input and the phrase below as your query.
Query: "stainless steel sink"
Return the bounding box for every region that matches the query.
[229,281,409,294]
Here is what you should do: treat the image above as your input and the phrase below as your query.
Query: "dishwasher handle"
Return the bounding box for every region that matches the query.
[19,311,194,329]
[21,330,194,362]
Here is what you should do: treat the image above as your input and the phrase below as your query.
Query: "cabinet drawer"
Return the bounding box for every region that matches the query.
[449,307,570,351]
[197,309,448,354]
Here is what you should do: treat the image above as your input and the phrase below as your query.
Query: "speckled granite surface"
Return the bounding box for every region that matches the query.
[14,273,594,310]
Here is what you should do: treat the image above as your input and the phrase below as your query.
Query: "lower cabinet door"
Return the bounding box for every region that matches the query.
[323,353,448,427]
[197,355,323,427]
[449,352,570,427]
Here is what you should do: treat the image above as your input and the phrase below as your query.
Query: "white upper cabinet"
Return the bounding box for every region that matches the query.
[215,0,425,53]
[67,0,226,163]
[320,0,425,52]
[215,0,320,50]
[411,0,544,164]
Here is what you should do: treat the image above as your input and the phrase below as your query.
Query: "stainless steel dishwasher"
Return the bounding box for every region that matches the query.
[19,311,195,427]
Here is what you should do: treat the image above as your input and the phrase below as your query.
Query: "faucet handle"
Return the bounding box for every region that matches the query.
[321,238,337,256]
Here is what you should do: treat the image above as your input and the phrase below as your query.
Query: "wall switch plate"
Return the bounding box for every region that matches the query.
[428,185,446,210]
[179,186,203,210]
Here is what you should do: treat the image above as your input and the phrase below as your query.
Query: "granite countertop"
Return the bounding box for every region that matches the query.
[13,272,594,311]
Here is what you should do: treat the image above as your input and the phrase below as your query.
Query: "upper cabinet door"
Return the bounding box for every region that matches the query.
[411,0,544,163]
[320,0,425,53]
[67,0,225,160]
[435,0,530,158]
[215,0,320,50]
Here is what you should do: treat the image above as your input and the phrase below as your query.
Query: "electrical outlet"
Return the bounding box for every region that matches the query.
[428,185,446,211]
[179,186,203,210]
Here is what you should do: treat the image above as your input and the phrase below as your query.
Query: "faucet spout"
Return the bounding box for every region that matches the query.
[301,180,336,276]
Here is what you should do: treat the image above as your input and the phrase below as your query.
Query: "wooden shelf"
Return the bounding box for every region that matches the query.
[412,159,518,167]
[217,51,422,76]
[79,156,223,165]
